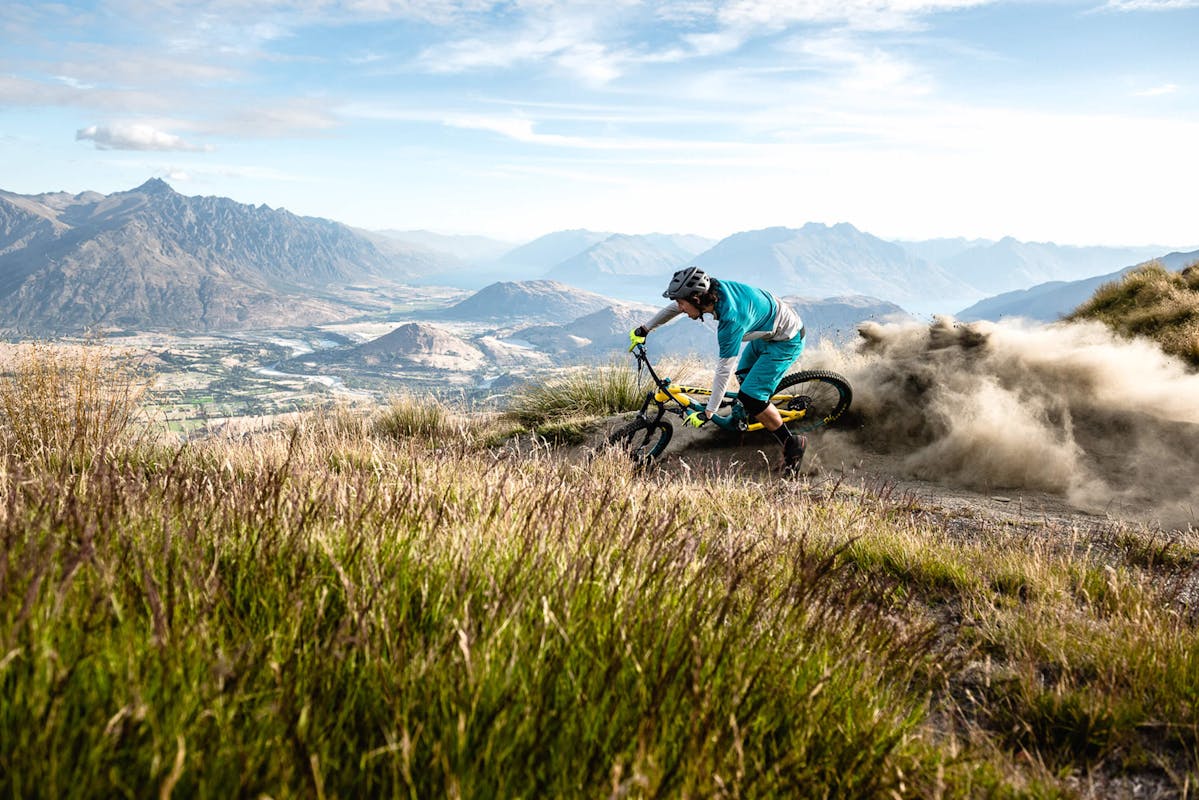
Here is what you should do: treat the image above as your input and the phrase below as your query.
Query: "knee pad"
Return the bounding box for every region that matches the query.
[737,390,769,417]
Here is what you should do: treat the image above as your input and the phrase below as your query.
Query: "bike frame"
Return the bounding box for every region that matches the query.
[629,343,807,433]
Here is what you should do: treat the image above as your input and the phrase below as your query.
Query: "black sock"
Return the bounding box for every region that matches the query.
[770,426,795,446]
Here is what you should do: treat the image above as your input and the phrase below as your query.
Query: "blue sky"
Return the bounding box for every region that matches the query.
[1,0,1196,246]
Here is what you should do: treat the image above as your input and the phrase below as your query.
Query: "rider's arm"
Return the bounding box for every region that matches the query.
[641,303,682,333]
[706,356,738,416]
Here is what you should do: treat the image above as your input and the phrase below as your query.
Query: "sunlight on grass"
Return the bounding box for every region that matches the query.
[1,343,1197,798]
[0,341,157,469]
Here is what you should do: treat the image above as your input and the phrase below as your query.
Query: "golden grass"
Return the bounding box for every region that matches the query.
[0,341,157,469]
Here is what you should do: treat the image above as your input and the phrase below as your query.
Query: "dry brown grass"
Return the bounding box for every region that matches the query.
[0,341,157,469]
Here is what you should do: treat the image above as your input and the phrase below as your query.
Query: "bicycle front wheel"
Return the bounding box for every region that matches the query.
[772,370,853,432]
[607,418,673,463]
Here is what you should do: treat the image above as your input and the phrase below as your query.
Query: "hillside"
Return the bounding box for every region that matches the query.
[500,294,908,361]
[0,180,444,334]
[958,248,1199,323]
[436,280,613,325]
[501,303,656,358]
[941,237,1164,296]
[1065,261,1199,367]
[347,322,486,371]
[7,179,1187,338]
[782,295,911,346]
[4,334,1198,798]
[371,229,518,263]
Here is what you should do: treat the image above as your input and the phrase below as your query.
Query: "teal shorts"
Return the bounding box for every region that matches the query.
[735,334,806,401]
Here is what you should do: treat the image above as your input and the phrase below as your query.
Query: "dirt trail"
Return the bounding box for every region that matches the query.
[592,420,1151,535]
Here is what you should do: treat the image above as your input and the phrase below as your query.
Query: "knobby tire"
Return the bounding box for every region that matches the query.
[772,370,853,432]
[607,418,673,464]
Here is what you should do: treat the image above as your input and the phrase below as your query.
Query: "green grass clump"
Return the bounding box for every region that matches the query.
[1067,261,1199,367]
[504,360,652,426]
[371,392,468,443]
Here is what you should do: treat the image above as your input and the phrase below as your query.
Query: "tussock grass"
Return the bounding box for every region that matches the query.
[504,359,652,426]
[1068,261,1199,367]
[2,344,1198,797]
[501,355,710,444]
[371,392,470,443]
[0,438,942,797]
[0,341,155,470]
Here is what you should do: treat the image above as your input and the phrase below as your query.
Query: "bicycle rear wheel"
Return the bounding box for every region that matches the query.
[771,370,853,432]
[607,418,673,463]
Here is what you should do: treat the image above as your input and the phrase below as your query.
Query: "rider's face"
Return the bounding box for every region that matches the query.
[677,298,702,319]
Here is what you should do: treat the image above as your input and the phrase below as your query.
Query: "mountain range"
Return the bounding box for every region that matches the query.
[0,179,447,334]
[958,248,1199,322]
[307,281,909,375]
[0,179,1191,337]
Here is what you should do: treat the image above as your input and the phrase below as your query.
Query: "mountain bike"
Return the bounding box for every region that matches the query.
[608,343,853,464]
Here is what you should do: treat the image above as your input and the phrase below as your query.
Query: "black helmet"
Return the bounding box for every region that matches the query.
[663,266,711,300]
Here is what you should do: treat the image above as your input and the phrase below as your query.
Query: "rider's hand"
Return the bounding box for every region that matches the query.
[627,327,647,351]
[684,410,708,428]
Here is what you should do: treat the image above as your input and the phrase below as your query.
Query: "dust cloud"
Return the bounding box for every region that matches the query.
[807,317,1199,529]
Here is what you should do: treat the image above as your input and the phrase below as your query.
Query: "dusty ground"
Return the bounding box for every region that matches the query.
[590,415,1193,538]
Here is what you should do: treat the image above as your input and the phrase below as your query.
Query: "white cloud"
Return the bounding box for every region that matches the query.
[786,33,932,96]
[53,75,95,90]
[1135,83,1179,96]
[713,0,995,32]
[76,123,212,151]
[1103,0,1199,9]
[416,6,633,84]
[441,112,746,152]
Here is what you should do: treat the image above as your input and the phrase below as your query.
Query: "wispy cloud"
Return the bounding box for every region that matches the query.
[76,123,213,151]
[415,4,635,84]
[784,33,933,97]
[1135,82,1179,96]
[1103,0,1199,9]
[208,102,343,137]
[52,47,242,86]
[712,0,994,32]
[441,112,752,153]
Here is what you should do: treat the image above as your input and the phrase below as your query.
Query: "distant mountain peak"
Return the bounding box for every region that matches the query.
[133,177,174,195]
[0,180,440,334]
[440,279,613,324]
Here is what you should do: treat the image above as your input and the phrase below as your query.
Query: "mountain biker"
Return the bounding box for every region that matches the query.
[629,266,808,476]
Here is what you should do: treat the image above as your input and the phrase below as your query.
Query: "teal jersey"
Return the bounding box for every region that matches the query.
[714,279,780,359]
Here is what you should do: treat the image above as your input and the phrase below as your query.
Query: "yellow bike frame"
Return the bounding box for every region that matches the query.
[653,383,810,432]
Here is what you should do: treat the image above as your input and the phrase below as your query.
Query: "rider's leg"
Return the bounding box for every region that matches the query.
[738,335,807,474]
[737,388,805,472]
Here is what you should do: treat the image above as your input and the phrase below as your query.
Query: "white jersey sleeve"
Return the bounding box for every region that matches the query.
[706,356,738,416]
[643,303,682,331]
